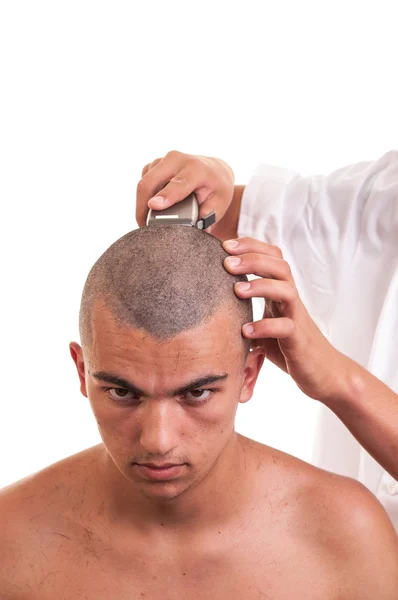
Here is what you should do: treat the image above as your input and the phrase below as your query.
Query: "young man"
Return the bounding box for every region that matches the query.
[1,225,397,599]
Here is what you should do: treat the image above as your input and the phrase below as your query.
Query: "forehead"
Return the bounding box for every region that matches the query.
[86,300,244,374]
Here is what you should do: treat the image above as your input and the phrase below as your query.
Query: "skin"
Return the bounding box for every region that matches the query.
[70,299,266,534]
[0,301,397,598]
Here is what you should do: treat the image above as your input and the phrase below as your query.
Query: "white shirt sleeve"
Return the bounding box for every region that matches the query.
[238,150,398,330]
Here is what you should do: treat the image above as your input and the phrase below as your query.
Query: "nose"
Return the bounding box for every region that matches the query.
[139,401,180,457]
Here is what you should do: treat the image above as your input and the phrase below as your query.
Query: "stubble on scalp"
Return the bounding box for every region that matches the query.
[79,225,253,356]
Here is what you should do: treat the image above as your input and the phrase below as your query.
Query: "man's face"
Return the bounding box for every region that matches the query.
[70,301,264,501]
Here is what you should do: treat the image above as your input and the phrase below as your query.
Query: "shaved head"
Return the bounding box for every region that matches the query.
[79,226,253,356]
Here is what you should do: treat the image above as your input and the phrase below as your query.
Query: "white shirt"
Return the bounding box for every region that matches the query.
[238,150,398,531]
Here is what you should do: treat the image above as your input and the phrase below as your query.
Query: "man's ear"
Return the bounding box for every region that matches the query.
[69,341,88,398]
[239,346,266,404]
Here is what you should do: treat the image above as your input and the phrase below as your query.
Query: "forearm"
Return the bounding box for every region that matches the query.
[325,355,398,481]
[211,184,245,241]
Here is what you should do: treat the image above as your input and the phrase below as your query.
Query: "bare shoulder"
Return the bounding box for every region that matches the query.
[0,444,103,597]
[248,438,398,598]
[0,443,102,514]
[299,466,398,598]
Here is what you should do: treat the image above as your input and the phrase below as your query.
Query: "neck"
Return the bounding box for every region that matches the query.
[98,433,251,536]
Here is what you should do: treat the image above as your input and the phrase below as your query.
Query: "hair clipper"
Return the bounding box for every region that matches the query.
[146,190,216,230]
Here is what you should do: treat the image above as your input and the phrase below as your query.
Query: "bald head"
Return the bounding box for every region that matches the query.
[79,226,252,356]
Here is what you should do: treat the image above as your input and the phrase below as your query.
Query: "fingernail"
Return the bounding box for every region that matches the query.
[226,257,241,266]
[236,282,251,291]
[149,196,167,207]
[224,239,239,249]
[243,324,254,334]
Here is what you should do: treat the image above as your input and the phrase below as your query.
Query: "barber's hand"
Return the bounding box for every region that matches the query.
[136,150,234,232]
[223,237,346,403]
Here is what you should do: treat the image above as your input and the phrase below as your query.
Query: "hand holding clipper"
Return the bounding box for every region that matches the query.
[136,151,235,234]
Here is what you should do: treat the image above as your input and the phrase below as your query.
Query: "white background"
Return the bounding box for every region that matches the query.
[1,1,397,487]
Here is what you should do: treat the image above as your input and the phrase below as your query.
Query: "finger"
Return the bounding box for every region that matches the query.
[136,152,183,226]
[145,154,221,210]
[223,253,292,282]
[242,317,295,339]
[141,158,162,178]
[222,237,283,259]
[148,166,206,208]
[234,278,298,304]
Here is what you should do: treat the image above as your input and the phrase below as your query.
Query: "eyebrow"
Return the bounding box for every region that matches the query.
[92,371,229,397]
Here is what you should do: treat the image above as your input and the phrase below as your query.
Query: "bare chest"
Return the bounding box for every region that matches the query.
[10,518,339,600]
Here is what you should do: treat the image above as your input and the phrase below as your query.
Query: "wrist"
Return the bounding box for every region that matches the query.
[211,184,245,242]
[321,353,364,412]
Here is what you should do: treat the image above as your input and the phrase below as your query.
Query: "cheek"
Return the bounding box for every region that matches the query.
[190,394,239,439]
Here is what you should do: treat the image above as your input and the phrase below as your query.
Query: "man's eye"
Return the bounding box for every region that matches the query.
[185,389,212,403]
[106,388,136,402]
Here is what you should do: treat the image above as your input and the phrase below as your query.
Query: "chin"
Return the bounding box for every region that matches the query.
[139,484,189,502]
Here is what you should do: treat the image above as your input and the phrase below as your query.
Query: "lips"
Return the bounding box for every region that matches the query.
[135,463,185,480]
[139,463,181,468]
